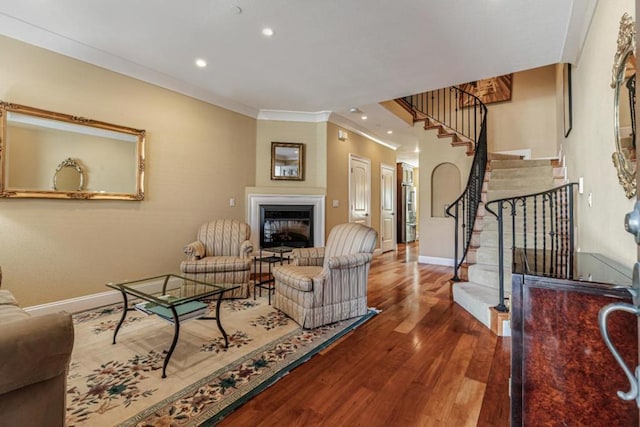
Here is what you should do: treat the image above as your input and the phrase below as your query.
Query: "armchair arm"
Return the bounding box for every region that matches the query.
[292,247,325,266]
[183,241,206,260]
[327,253,373,269]
[240,240,254,258]
[0,312,74,395]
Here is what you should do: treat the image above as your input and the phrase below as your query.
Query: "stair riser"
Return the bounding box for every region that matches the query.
[476,247,512,265]
[491,166,553,180]
[491,159,551,169]
[467,265,512,289]
[488,178,555,191]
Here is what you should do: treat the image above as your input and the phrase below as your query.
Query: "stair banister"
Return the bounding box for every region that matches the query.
[485,183,577,312]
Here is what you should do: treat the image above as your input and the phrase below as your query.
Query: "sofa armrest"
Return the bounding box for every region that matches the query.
[183,241,206,260]
[292,247,325,266]
[0,312,74,395]
[327,253,373,269]
[240,240,254,258]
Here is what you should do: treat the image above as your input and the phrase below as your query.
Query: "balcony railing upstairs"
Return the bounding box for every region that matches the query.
[399,87,488,281]
[485,183,577,312]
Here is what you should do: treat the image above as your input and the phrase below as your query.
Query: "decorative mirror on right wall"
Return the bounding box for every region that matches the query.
[611,12,637,199]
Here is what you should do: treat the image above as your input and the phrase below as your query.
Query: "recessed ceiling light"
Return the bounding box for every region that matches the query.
[361,115,367,120]
[262,27,274,37]
[349,107,362,114]
[195,58,207,68]
[387,130,393,134]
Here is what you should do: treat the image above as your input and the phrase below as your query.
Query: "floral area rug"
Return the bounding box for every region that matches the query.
[66,295,376,426]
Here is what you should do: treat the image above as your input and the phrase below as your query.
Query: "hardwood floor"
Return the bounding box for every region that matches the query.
[218,243,510,426]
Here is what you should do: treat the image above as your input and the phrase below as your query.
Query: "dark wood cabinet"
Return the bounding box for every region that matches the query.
[511,249,638,426]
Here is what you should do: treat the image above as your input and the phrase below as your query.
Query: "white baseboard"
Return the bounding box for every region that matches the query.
[24,289,122,316]
[418,256,454,266]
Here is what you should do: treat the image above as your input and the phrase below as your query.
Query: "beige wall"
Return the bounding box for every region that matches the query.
[0,35,256,306]
[488,65,558,158]
[562,0,636,266]
[326,122,396,245]
[418,128,473,260]
[255,120,327,189]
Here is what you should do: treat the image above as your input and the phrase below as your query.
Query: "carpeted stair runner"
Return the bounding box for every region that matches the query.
[452,158,563,333]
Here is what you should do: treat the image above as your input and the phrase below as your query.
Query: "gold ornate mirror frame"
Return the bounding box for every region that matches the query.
[0,101,145,200]
[611,12,637,199]
[53,157,84,191]
[271,142,305,181]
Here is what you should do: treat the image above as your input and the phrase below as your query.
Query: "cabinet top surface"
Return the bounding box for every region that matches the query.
[513,249,632,288]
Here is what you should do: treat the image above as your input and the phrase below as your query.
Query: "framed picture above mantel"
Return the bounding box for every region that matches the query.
[271,142,305,181]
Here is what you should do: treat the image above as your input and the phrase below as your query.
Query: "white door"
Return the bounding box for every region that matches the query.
[349,154,371,226]
[380,163,396,252]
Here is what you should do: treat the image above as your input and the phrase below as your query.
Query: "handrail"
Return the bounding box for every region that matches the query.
[400,87,488,281]
[485,183,577,311]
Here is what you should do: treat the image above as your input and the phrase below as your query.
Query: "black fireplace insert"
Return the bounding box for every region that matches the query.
[260,204,313,249]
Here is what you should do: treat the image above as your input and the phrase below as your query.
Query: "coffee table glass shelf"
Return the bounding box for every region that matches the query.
[106,274,237,378]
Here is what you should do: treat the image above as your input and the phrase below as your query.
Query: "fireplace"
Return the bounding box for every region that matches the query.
[260,205,313,248]
[247,193,325,250]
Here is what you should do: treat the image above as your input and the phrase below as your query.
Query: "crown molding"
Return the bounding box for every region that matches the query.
[257,110,332,122]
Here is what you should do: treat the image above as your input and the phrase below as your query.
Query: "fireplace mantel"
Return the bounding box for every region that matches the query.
[247,194,325,249]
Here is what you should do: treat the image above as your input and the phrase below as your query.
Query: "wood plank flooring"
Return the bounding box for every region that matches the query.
[218,243,510,426]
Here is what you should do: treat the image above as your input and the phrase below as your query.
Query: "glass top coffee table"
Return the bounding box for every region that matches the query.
[106,274,238,378]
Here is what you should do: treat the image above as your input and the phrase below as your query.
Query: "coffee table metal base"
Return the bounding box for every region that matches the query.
[112,289,229,378]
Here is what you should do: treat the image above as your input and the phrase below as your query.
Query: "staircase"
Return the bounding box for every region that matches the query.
[453,158,564,333]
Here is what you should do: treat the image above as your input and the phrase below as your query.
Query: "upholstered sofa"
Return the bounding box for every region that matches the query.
[0,269,74,427]
[180,219,253,298]
[273,223,378,329]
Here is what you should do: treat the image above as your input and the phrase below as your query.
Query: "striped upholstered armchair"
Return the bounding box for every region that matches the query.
[180,219,253,298]
[272,223,378,329]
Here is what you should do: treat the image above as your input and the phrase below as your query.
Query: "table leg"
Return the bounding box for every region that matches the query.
[161,305,181,379]
[215,291,229,348]
[112,290,129,345]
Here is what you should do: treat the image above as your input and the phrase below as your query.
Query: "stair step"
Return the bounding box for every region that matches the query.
[491,159,551,169]
[467,264,512,289]
[485,188,558,202]
[490,165,553,180]
[487,152,525,161]
[453,281,511,333]
[488,177,554,191]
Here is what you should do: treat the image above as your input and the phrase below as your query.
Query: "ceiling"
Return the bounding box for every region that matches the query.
[0,0,597,165]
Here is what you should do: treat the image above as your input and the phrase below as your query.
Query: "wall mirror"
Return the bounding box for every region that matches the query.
[271,142,304,181]
[0,102,145,200]
[611,12,637,199]
[53,158,84,191]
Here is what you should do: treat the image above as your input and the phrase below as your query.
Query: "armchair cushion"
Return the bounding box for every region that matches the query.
[272,266,323,292]
[181,256,251,273]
